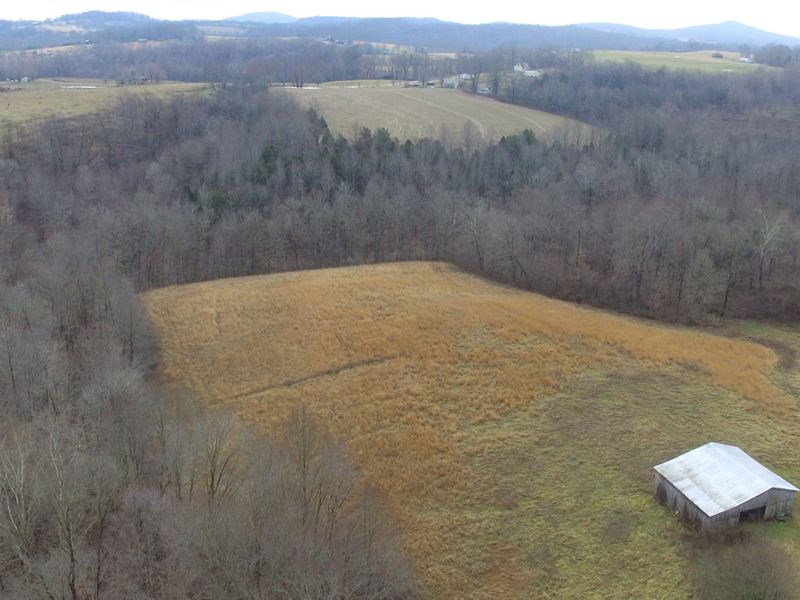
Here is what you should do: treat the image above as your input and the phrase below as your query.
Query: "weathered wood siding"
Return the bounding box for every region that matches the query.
[654,471,711,528]
[653,471,797,530]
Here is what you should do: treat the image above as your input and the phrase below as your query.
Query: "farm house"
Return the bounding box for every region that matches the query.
[654,442,798,530]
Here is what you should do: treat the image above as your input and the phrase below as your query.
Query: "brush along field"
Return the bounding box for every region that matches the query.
[592,49,776,72]
[143,262,800,599]
[0,78,207,126]
[279,84,594,143]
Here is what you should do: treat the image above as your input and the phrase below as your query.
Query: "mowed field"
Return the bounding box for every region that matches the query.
[0,78,207,126]
[143,262,800,599]
[592,49,776,72]
[280,83,594,143]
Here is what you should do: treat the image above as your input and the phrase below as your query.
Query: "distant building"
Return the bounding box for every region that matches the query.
[513,63,529,73]
[654,442,798,530]
[459,73,472,80]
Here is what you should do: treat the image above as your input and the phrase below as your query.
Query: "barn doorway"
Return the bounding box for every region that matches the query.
[738,506,766,523]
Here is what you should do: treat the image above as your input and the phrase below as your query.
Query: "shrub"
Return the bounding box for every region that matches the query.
[691,530,798,600]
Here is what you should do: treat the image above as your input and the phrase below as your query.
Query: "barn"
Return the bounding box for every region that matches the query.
[653,442,798,530]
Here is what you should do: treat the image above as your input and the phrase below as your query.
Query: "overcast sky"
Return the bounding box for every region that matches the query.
[3,0,800,37]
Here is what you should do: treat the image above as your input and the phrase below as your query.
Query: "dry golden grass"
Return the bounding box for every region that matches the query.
[143,263,800,599]
[279,85,595,144]
[0,78,207,127]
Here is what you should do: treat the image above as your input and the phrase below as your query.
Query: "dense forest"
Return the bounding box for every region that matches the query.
[0,37,457,85]
[1,30,800,596]
[5,63,798,321]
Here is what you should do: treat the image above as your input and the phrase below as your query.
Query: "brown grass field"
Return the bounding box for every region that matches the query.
[142,262,800,599]
[0,78,207,127]
[279,84,595,144]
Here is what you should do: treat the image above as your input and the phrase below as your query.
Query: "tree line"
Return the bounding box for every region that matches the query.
[0,37,459,87]
[487,56,800,124]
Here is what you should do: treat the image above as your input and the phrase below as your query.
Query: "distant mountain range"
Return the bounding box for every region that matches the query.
[218,16,800,51]
[579,21,800,47]
[219,17,685,51]
[1,10,797,53]
[226,12,297,24]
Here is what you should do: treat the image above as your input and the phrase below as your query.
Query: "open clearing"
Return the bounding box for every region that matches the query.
[279,84,594,143]
[592,49,777,72]
[143,262,800,599]
[0,78,207,126]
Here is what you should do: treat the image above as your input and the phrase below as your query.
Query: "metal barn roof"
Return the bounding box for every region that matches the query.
[654,442,799,517]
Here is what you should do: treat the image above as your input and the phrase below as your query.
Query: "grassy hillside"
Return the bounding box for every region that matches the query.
[279,83,594,143]
[592,49,776,72]
[143,262,800,599]
[0,78,207,126]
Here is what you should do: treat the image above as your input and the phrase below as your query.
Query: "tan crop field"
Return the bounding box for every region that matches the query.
[279,84,595,143]
[592,49,778,72]
[0,78,208,127]
[143,262,800,599]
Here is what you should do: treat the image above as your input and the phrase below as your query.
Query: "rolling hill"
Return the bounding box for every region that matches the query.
[220,16,799,52]
[279,83,595,144]
[226,12,298,24]
[52,10,154,27]
[580,21,800,47]
[0,78,208,127]
[591,49,774,72]
[143,262,800,599]
[235,17,687,52]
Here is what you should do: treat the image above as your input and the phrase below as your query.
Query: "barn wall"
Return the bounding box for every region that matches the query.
[766,489,797,519]
[655,470,798,529]
[707,489,797,525]
[712,491,771,526]
[654,472,711,529]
